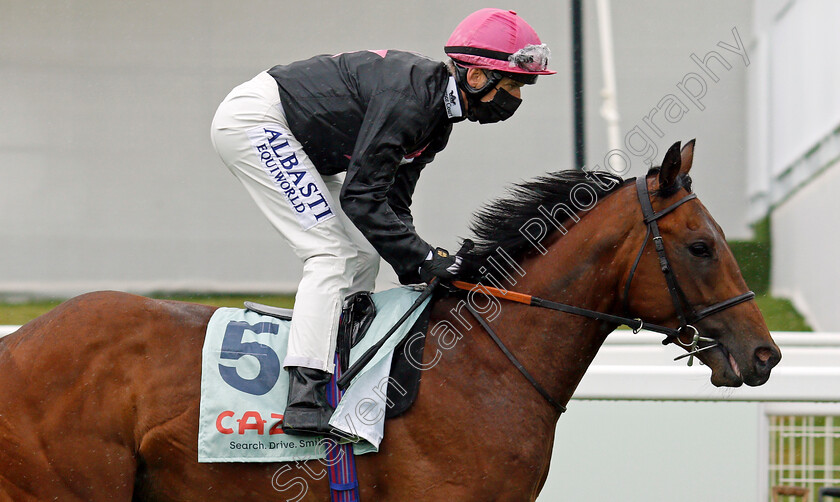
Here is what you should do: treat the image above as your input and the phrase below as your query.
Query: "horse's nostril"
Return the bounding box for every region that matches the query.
[755,346,778,367]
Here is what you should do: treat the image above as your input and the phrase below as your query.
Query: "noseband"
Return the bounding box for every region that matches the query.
[451,175,755,414]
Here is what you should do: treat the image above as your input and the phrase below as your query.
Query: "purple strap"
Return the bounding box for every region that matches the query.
[326,355,361,502]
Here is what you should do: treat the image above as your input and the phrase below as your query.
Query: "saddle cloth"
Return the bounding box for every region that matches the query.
[198,287,431,462]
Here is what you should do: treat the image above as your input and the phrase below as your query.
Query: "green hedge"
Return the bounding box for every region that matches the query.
[726,217,811,330]
[728,240,771,295]
[728,217,771,295]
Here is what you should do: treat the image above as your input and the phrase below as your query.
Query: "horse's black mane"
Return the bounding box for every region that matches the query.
[460,168,692,281]
[460,170,626,279]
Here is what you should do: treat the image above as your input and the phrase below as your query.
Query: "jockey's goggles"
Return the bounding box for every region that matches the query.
[508,44,552,73]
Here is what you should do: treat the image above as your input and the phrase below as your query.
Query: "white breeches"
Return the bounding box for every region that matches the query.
[210,71,380,373]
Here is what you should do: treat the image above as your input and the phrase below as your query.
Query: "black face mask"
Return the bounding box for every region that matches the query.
[467,88,522,124]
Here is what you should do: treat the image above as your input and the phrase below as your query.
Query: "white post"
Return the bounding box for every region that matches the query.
[596,0,622,154]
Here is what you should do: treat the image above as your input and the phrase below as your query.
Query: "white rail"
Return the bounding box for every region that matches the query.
[575,331,840,402]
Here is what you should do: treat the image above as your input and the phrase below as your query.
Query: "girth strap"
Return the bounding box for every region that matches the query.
[325,354,361,502]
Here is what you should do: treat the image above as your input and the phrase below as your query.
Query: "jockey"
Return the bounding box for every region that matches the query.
[210,8,554,436]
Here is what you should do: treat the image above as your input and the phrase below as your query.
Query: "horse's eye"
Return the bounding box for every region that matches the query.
[688,242,712,258]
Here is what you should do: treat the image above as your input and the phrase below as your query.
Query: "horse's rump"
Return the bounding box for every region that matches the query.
[0,292,219,501]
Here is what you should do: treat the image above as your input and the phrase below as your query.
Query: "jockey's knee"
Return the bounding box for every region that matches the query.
[351,249,380,292]
[299,248,378,295]
[299,251,361,291]
[355,247,379,273]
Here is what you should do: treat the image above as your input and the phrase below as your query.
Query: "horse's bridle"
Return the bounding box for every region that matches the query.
[622,176,755,357]
[451,175,756,414]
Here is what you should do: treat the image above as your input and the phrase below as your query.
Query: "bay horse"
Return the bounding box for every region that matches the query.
[0,141,780,501]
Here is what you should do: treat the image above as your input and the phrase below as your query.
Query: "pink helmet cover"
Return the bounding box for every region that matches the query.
[445,8,555,75]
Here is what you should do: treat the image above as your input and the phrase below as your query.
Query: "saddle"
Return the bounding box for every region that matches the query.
[246,291,432,419]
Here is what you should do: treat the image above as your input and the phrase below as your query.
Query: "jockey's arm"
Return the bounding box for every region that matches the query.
[387,121,450,236]
[339,115,429,282]
[387,162,424,234]
[340,158,431,284]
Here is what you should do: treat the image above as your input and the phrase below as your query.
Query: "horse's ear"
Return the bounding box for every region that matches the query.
[680,139,696,174]
[658,141,682,189]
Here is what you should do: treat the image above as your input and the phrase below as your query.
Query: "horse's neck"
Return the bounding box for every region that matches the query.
[407,189,640,490]
[520,188,638,317]
[468,185,640,418]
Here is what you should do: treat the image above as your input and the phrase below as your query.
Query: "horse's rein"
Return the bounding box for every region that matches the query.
[453,280,677,336]
[448,176,756,414]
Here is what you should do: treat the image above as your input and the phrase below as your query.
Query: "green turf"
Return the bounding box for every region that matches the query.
[150,293,295,309]
[0,294,295,326]
[0,299,64,326]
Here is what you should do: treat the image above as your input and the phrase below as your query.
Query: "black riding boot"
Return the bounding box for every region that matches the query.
[281,366,335,436]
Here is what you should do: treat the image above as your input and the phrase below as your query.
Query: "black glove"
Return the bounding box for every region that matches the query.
[418,247,463,283]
